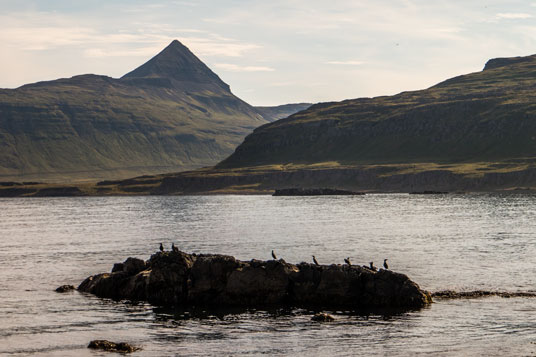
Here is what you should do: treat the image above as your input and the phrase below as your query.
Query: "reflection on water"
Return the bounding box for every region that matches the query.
[0,194,536,355]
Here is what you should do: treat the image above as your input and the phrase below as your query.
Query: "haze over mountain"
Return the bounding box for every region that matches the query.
[254,103,312,122]
[0,40,304,182]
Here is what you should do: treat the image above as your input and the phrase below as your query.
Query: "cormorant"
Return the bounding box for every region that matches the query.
[369,261,377,271]
[272,250,277,260]
[383,259,389,270]
[159,243,164,252]
[172,243,178,253]
[344,257,351,266]
[312,255,319,266]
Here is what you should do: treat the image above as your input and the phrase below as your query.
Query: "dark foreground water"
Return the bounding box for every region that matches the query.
[1,194,535,356]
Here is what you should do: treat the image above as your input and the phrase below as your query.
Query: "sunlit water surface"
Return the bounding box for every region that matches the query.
[1,194,535,356]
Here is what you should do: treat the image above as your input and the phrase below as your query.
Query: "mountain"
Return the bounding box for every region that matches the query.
[106,53,536,195]
[220,55,536,168]
[0,40,268,182]
[6,53,536,196]
[254,103,312,122]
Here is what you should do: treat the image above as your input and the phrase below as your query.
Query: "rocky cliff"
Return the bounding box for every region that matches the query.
[78,251,431,309]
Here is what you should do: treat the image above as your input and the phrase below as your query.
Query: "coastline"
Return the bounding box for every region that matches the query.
[1,161,536,197]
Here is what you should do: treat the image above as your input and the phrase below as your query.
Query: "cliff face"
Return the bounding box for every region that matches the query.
[0,40,267,182]
[219,54,536,169]
[78,251,431,309]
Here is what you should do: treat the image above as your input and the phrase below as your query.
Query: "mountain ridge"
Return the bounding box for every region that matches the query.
[4,52,536,195]
[219,53,536,169]
[0,40,273,182]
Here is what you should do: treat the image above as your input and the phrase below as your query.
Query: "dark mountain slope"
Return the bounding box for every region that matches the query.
[219,55,536,168]
[121,40,230,91]
[0,40,267,182]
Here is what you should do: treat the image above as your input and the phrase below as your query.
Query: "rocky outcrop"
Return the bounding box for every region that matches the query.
[432,290,536,299]
[78,251,431,309]
[483,55,536,70]
[88,340,140,353]
[311,312,335,322]
[273,188,365,196]
[55,285,75,293]
[33,187,85,197]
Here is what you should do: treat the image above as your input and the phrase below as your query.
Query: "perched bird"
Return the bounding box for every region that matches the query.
[272,250,277,260]
[312,255,319,266]
[383,259,389,270]
[344,257,351,266]
[172,242,179,253]
[369,262,377,271]
[159,243,164,252]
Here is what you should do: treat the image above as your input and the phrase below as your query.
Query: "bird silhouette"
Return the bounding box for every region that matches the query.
[344,257,351,266]
[369,261,377,271]
[159,243,164,252]
[383,259,389,270]
[271,250,277,260]
[312,255,319,266]
[172,242,179,253]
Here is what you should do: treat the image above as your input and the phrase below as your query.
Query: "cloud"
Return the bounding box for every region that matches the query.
[326,60,364,65]
[268,81,296,87]
[495,13,533,19]
[179,37,261,57]
[0,11,262,59]
[84,46,164,57]
[214,63,275,72]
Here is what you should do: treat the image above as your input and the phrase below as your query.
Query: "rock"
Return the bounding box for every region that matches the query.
[273,188,364,196]
[110,258,146,275]
[0,187,38,197]
[79,250,431,309]
[431,290,536,300]
[55,285,75,293]
[311,313,335,322]
[111,263,124,273]
[87,340,140,353]
[33,187,85,197]
[123,257,146,275]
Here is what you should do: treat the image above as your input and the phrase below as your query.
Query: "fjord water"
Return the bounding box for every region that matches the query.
[1,194,535,356]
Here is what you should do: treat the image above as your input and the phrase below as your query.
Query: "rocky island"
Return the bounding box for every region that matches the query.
[78,250,431,309]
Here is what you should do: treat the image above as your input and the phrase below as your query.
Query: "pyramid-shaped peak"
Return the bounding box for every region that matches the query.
[121,39,230,91]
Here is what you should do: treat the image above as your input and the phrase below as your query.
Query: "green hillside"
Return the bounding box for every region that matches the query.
[219,55,536,168]
[0,40,267,182]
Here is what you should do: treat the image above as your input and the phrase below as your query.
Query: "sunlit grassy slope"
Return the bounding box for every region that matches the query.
[219,55,536,168]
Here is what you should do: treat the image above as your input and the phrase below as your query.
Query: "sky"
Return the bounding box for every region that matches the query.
[1,0,536,106]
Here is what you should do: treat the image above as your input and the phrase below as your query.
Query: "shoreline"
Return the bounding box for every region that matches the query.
[2,161,536,197]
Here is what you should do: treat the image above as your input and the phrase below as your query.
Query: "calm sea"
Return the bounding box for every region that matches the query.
[1,194,535,356]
